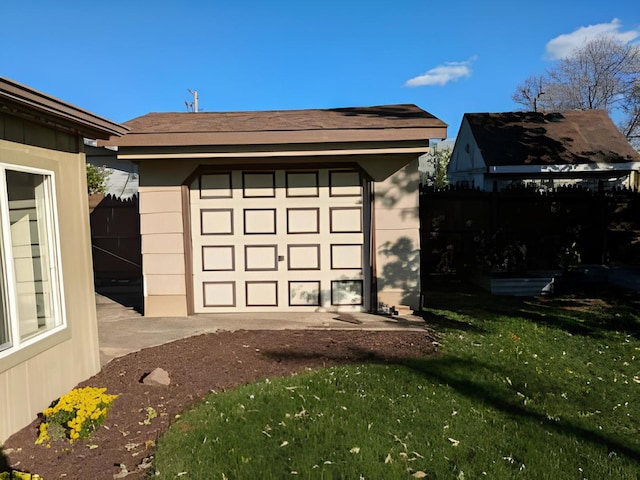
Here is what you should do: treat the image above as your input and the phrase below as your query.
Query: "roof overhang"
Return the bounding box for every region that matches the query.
[117,145,430,161]
[0,77,128,139]
[488,162,640,174]
[104,127,445,148]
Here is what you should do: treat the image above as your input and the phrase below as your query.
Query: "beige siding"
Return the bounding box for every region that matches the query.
[139,184,189,316]
[144,295,188,317]
[373,158,421,311]
[0,140,100,443]
[141,233,185,254]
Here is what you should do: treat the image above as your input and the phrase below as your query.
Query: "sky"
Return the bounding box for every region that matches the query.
[2,1,639,140]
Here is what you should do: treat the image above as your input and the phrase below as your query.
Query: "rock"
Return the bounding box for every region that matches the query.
[142,368,170,386]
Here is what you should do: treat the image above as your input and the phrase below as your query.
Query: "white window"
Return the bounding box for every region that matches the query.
[0,164,65,356]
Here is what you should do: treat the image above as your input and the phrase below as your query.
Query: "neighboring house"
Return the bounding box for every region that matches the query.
[102,105,446,316]
[85,141,139,199]
[448,110,640,191]
[0,77,126,442]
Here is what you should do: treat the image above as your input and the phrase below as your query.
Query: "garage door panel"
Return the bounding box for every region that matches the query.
[244,209,277,234]
[329,170,362,197]
[203,281,236,307]
[286,208,320,234]
[202,245,235,271]
[246,281,278,306]
[200,173,233,199]
[286,172,319,197]
[243,172,276,198]
[331,280,364,306]
[329,207,362,233]
[201,209,234,235]
[287,244,320,270]
[244,245,278,271]
[331,244,363,270]
[289,281,321,306]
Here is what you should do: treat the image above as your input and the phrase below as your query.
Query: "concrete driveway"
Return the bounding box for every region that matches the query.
[96,294,428,366]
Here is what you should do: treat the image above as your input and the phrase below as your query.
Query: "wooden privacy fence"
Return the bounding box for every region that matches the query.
[90,194,141,285]
[419,185,640,279]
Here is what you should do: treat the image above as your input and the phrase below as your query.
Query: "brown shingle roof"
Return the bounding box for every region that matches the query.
[465,110,640,166]
[104,104,447,147]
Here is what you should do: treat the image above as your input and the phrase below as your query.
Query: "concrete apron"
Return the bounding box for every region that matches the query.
[96,294,427,366]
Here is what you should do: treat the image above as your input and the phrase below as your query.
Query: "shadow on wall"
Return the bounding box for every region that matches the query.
[289,280,364,310]
[374,163,420,220]
[377,236,420,307]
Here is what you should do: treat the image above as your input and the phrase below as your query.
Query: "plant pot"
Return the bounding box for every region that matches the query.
[88,193,105,213]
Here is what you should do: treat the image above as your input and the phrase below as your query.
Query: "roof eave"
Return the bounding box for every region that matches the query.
[0,77,128,139]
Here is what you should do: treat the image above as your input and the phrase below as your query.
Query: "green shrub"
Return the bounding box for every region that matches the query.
[86,163,110,195]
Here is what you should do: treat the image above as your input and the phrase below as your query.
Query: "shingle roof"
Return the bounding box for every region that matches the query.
[104,104,447,147]
[464,110,640,166]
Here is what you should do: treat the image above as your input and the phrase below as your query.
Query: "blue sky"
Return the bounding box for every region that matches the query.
[2,1,639,140]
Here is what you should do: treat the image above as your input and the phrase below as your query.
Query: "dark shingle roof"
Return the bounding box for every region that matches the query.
[464,110,640,166]
[104,104,447,147]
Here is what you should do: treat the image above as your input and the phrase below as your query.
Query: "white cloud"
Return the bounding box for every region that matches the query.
[545,18,640,60]
[405,56,477,87]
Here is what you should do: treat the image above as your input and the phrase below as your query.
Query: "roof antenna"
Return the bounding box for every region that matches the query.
[186,89,199,112]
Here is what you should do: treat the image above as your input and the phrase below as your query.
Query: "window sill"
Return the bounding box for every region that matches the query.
[0,327,71,374]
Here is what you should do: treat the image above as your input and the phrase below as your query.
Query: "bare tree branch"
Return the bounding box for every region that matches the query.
[513,35,640,147]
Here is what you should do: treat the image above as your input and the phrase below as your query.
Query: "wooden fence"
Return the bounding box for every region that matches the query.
[419,184,640,280]
[90,194,141,285]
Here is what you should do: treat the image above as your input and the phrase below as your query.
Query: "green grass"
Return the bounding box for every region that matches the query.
[153,286,640,479]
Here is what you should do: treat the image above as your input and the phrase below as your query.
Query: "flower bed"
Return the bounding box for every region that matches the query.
[35,387,118,445]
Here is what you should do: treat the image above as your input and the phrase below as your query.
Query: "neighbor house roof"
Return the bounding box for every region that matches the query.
[464,110,640,167]
[103,104,447,148]
[0,77,128,139]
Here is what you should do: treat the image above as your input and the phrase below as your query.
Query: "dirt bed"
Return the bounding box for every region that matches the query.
[2,329,436,480]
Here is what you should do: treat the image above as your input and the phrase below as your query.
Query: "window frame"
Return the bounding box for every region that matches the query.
[0,161,67,359]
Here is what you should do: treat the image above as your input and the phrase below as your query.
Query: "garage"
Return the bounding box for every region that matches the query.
[101,104,447,316]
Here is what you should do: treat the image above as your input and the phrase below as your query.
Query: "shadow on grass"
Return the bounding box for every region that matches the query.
[404,356,640,462]
[423,282,640,339]
[419,309,488,334]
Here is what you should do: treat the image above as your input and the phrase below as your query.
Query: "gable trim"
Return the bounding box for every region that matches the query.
[118,146,429,161]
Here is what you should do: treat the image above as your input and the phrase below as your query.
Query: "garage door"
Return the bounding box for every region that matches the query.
[189,168,367,312]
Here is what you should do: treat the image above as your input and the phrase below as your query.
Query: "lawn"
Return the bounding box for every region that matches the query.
[153,285,640,479]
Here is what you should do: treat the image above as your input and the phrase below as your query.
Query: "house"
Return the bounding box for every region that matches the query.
[0,77,127,442]
[448,110,640,191]
[102,105,446,316]
[85,140,138,200]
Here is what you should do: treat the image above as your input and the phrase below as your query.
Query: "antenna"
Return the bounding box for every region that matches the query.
[186,89,199,112]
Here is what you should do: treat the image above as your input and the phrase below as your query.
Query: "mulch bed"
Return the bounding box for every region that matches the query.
[1,329,436,479]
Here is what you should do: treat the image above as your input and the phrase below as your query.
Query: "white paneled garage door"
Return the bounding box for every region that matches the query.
[190,168,367,312]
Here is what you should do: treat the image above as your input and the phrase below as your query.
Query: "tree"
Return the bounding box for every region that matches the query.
[421,146,452,188]
[86,163,110,194]
[513,36,640,147]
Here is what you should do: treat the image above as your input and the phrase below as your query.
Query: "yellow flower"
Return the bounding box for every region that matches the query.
[36,386,118,445]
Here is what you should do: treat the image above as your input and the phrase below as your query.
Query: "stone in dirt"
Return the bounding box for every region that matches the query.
[141,367,170,386]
